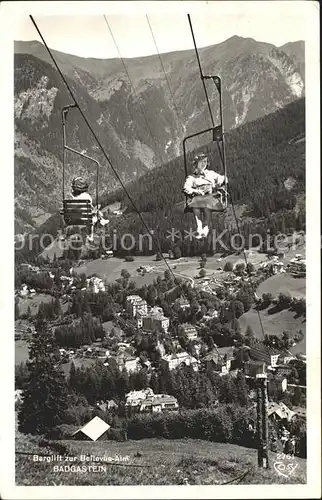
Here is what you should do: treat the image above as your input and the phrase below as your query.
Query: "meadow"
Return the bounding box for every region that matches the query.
[15,433,306,486]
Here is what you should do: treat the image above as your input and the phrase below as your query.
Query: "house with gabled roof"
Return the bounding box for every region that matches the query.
[203,346,235,374]
[249,345,281,368]
[140,394,179,413]
[267,402,295,422]
[161,352,198,371]
[72,416,111,441]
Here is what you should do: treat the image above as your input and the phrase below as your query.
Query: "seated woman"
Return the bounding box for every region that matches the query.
[183,153,227,238]
[69,176,109,242]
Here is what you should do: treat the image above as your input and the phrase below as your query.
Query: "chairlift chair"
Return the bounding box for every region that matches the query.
[183,75,229,214]
[60,104,100,237]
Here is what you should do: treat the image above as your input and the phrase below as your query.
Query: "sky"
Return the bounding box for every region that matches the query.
[9,1,314,59]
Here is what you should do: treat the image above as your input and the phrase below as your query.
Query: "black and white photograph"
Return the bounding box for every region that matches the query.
[0,1,320,498]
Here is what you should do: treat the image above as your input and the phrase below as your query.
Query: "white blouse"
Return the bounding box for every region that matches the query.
[70,191,93,207]
[183,169,227,196]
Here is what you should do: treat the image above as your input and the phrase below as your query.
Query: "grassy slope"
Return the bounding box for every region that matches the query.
[257,274,306,298]
[18,293,53,317]
[239,273,306,352]
[15,431,306,486]
[239,308,306,342]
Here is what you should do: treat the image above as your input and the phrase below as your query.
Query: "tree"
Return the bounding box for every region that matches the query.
[18,322,70,435]
[278,292,292,309]
[15,362,30,390]
[237,288,253,312]
[231,318,241,334]
[173,246,182,259]
[121,269,131,280]
[262,293,273,308]
[245,325,255,345]
[282,331,291,349]
[234,263,246,275]
[199,269,207,278]
[235,372,249,406]
[164,270,171,281]
[224,261,233,272]
[246,262,255,274]
[15,297,20,320]
[230,300,244,319]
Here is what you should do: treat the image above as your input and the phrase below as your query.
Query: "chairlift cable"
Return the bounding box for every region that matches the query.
[29,15,189,302]
[103,15,166,167]
[146,14,186,137]
[187,14,215,128]
[188,14,266,339]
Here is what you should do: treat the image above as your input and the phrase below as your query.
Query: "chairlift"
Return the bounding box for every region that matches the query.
[60,104,100,234]
[183,77,229,214]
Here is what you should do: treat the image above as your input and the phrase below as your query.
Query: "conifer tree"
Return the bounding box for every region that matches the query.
[18,320,69,435]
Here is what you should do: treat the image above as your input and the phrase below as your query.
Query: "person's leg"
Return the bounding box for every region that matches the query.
[87,213,97,243]
[192,208,203,236]
[202,208,212,236]
[98,210,109,227]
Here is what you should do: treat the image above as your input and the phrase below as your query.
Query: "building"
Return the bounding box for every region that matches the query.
[287,256,306,274]
[203,346,235,374]
[20,263,32,271]
[137,265,154,273]
[278,352,296,364]
[274,364,293,377]
[94,348,110,358]
[175,298,190,310]
[136,311,144,328]
[178,323,198,341]
[118,356,139,374]
[125,388,154,409]
[125,389,179,413]
[203,309,219,321]
[161,352,198,371]
[102,250,114,259]
[267,402,295,423]
[249,345,281,368]
[113,209,124,216]
[140,394,179,413]
[125,295,148,318]
[15,389,24,406]
[244,360,267,378]
[271,261,284,274]
[72,416,111,441]
[141,308,169,333]
[96,399,119,412]
[15,320,35,338]
[272,374,288,393]
[292,406,306,420]
[86,276,106,294]
[19,284,29,298]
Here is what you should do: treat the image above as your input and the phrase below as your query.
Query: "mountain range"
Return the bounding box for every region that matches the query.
[14,36,305,234]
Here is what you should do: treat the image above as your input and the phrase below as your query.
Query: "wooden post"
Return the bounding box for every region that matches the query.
[256,373,269,468]
[256,374,263,467]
